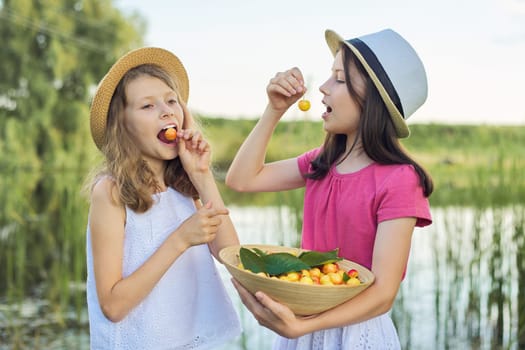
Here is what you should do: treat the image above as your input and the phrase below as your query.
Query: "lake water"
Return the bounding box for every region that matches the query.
[218,205,523,350]
[1,205,523,349]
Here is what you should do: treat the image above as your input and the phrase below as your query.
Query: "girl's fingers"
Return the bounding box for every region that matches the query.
[178,128,193,140]
[197,139,209,153]
[255,291,289,318]
[284,71,304,93]
[191,131,202,148]
[269,68,305,97]
[289,67,304,84]
[207,207,229,218]
[178,129,209,153]
[270,74,300,95]
[179,129,200,142]
[200,201,229,217]
[270,75,296,95]
[268,83,294,98]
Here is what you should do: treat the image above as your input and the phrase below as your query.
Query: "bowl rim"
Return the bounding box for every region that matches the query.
[220,244,375,286]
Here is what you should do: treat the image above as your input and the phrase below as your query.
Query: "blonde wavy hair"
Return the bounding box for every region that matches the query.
[90,64,198,213]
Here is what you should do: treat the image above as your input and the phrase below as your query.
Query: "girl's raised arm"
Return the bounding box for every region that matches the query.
[225,68,308,192]
[177,102,240,259]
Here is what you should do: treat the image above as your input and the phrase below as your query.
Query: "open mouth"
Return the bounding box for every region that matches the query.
[157,125,178,144]
[322,100,333,116]
[322,103,333,118]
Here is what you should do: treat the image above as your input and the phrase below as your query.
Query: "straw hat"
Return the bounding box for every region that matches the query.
[90,47,189,149]
[325,29,427,138]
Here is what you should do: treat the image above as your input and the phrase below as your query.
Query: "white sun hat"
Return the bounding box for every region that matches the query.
[325,29,427,138]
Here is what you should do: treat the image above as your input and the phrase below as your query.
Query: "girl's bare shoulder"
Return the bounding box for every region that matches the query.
[91,176,121,207]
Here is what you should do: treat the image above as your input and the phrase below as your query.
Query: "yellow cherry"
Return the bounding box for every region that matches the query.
[328,272,343,285]
[346,277,361,286]
[286,271,301,282]
[164,128,177,141]
[299,276,314,284]
[298,99,311,111]
[319,274,333,285]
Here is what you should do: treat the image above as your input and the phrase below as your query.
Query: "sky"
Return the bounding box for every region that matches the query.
[116,0,525,126]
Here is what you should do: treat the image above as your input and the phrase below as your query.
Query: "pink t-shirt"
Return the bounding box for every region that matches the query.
[297,148,432,271]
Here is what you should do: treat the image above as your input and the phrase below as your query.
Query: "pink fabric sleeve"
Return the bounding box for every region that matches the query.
[376,165,431,228]
[297,148,321,177]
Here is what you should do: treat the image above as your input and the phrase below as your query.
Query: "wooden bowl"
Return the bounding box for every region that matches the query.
[219,244,375,315]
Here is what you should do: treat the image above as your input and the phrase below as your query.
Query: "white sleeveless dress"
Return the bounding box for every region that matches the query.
[272,313,400,350]
[86,187,241,349]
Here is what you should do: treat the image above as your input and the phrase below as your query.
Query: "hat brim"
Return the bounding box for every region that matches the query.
[325,30,409,138]
[90,47,190,149]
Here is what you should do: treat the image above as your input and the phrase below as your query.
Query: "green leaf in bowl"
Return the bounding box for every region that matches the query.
[298,248,342,266]
[262,252,310,275]
[239,247,266,273]
[239,247,344,277]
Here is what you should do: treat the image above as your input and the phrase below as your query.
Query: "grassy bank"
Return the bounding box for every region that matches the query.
[199,117,525,207]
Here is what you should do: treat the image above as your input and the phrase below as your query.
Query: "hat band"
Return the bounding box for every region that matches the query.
[348,38,404,118]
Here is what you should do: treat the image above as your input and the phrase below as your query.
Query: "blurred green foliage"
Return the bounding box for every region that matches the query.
[199,118,525,207]
[0,0,145,172]
[0,1,145,342]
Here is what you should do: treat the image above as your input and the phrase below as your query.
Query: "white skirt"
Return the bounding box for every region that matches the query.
[272,313,400,350]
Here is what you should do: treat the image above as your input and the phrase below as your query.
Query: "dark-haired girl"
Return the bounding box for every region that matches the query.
[226,29,433,350]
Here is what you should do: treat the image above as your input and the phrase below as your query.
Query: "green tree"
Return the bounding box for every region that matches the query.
[0,0,145,310]
[0,0,145,171]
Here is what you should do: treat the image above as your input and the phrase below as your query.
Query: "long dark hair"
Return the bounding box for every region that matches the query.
[306,45,433,197]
